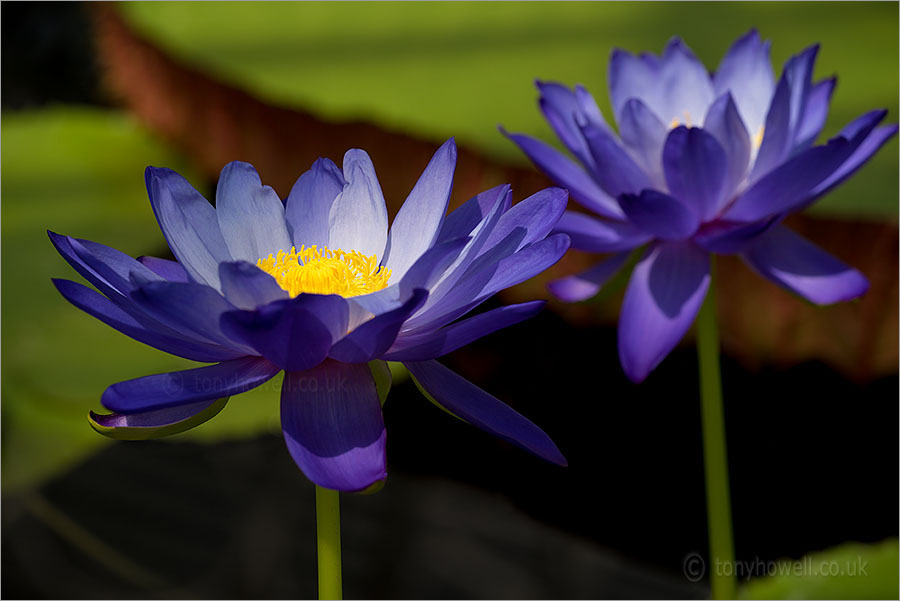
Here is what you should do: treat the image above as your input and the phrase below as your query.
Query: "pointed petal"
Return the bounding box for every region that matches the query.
[536,80,596,168]
[750,73,792,181]
[328,149,388,258]
[574,84,609,129]
[662,126,728,221]
[218,261,289,310]
[216,161,293,264]
[713,29,775,135]
[653,38,716,126]
[281,361,386,492]
[437,184,511,244]
[422,187,512,307]
[102,356,281,413]
[580,121,653,198]
[794,77,836,150]
[741,225,868,305]
[734,142,840,222]
[383,139,457,280]
[284,158,345,249]
[145,166,232,288]
[397,237,471,296]
[618,98,668,188]
[89,398,228,440]
[608,47,658,123]
[384,300,544,361]
[137,256,189,282]
[726,111,885,222]
[548,251,632,302]
[784,45,820,143]
[50,233,240,349]
[404,234,570,333]
[553,211,651,252]
[52,278,245,362]
[52,233,162,298]
[482,186,568,251]
[405,360,566,465]
[49,231,126,300]
[751,45,819,180]
[703,92,752,199]
[129,279,251,351]
[220,294,349,371]
[798,123,898,209]
[329,289,428,363]
[458,232,572,303]
[618,242,710,382]
[611,38,714,126]
[501,128,624,219]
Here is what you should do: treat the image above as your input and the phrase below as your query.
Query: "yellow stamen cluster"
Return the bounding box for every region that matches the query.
[257,245,391,298]
[668,111,765,151]
[669,111,694,129]
[752,125,765,149]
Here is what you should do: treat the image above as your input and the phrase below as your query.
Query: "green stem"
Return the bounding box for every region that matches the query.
[697,257,736,600]
[315,485,342,600]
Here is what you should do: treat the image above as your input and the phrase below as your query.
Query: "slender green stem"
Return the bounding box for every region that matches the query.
[315,485,342,600]
[697,257,736,600]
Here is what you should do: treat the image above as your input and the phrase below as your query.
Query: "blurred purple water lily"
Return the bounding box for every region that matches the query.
[504,29,897,382]
[50,139,571,492]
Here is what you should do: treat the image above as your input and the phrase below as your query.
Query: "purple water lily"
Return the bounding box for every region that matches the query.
[504,30,897,382]
[50,139,571,492]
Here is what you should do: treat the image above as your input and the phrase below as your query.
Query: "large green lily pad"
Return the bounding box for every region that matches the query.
[1,108,280,492]
[119,1,897,218]
[741,538,899,599]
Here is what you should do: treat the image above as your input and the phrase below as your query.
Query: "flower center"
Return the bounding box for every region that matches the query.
[257,245,391,298]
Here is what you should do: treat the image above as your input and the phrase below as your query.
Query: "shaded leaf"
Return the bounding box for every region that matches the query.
[741,539,899,600]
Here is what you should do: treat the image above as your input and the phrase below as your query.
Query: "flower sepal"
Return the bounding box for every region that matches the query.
[354,479,387,496]
[88,397,229,440]
[409,369,468,424]
[368,360,392,407]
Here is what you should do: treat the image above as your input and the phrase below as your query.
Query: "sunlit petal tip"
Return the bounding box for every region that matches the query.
[329,148,388,259]
[741,226,871,305]
[405,360,567,466]
[383,138,457,279]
